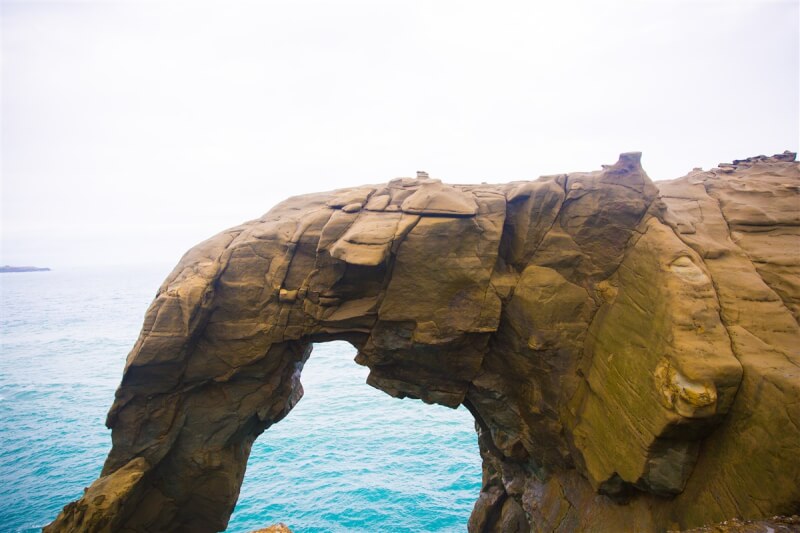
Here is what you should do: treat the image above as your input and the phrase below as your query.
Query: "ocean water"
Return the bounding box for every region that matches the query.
[0,266,481,532]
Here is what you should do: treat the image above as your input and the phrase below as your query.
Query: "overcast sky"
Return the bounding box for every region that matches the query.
[1,0,798,268]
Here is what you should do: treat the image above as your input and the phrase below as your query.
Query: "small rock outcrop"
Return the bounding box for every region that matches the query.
[46,152,799,532]
[249,523,293,533]
[0,265,50,272]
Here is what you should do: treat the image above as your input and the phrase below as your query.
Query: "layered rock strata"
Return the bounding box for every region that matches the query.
[47,152,799,532]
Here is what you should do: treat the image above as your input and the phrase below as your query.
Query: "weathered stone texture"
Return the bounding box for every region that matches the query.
[47,152,799,532]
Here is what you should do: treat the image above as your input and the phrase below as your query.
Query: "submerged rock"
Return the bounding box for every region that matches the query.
[46,152,799,532]
[249,523,293,533]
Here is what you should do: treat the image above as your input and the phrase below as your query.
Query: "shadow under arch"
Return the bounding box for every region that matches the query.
[227,341,481,532]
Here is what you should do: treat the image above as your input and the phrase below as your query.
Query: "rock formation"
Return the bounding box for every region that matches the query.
[46,152,799,532]
[0,265,51,272]
[249,524,293,533]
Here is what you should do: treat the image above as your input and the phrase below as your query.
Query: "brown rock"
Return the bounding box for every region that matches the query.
[674,515,800,532]
[46,152,800,533]
[249,523,294,533]
[400,180,479,216]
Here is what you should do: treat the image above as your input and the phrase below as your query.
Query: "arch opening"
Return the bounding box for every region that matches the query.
[227,341,481,532]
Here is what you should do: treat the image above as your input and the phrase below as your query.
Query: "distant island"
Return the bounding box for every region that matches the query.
[0,265,51,273]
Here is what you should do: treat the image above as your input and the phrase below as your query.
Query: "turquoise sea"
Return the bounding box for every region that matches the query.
[0,266,481,532]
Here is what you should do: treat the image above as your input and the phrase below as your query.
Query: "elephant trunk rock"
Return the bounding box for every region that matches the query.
[47,152,800,532]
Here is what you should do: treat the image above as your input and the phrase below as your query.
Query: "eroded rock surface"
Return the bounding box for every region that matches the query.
[674,515,800,533]
[47,152,799,532]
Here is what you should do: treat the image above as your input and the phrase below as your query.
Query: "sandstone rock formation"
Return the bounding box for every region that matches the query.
[46,152,799,532]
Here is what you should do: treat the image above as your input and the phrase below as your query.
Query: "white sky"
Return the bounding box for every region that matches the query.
[1,0,798,268]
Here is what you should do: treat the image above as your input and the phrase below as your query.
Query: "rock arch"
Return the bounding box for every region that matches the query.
[47,152,800,532]
[228,339,480,531]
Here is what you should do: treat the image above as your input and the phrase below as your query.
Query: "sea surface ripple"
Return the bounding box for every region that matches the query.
[0,266,481,532]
